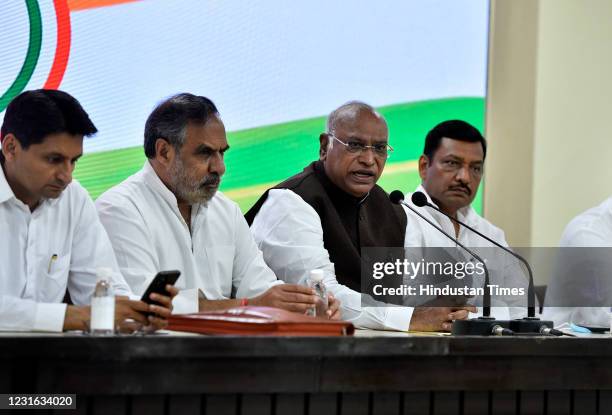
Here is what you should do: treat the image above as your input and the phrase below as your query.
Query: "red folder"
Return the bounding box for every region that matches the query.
[167,306,354,336]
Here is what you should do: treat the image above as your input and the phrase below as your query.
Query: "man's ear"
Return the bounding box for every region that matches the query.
[1,134,19,162]
[319,133,330,161]
[418,154,429,180]
[154,138,175,167]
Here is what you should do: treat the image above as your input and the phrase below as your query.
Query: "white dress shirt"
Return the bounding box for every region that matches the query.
[96,162,281,314]
[250,188,415,331]
[403,185,526,319]
[0,165,131,332]
[404,185,507,248]
[543,196,612,327]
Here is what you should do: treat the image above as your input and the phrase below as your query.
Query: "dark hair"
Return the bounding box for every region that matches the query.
[144,93,219,158]
[423,120,486,160]
[1,89,97,162]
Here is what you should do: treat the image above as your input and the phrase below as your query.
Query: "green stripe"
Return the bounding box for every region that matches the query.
[74,97,485,212]
[221,97,485,190]
[0,0,43,111]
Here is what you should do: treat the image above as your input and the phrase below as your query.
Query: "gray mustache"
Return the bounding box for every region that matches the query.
[201,174,220,186]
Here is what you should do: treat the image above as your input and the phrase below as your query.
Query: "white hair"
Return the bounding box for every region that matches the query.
[326,100,383,134]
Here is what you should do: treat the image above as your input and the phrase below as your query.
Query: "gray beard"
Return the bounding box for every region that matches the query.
[168,158,218,205]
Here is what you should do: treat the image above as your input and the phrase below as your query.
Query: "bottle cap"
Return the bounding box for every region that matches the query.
[309,269,324,282]
[96,267,113,282]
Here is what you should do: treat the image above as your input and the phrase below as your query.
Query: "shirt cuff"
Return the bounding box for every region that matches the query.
[172,288,199,314]
[33,302,68,332]
[383,306,414,331]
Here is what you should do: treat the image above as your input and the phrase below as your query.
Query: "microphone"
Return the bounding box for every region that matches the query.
[410,190,554,333]
[390,190,511,335]
[410,191,429,208]
[389,190,408,205]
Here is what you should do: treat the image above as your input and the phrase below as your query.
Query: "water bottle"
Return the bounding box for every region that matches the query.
[90,267,115,335]
[306,269,329,317]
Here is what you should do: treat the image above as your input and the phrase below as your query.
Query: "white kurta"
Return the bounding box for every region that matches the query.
[96,162,281,314]
[250,188,415,331]
[543,196,612,327]
[0,165,131,332]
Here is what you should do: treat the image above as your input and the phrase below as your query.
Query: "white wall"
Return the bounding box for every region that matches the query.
[485,0,612,252]
[531,0,612,246]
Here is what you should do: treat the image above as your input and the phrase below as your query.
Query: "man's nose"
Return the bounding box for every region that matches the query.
[455,164,471,184]
[56,161,73,184]
[358,147,376,165]
[209,152,226,176]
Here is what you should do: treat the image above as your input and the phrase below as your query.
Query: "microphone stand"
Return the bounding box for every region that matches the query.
[391,192,512,335]
[411,191,556,335]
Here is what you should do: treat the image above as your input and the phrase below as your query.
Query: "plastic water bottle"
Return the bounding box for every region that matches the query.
[90,267,115,335]
[306,269,328,317]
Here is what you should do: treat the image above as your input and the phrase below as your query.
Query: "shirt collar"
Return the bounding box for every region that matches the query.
[415,184,477,225]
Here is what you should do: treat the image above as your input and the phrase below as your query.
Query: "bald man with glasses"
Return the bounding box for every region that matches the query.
[246,101,474,332]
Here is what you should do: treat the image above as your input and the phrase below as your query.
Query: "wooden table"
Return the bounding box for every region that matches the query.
[1,330,611,415]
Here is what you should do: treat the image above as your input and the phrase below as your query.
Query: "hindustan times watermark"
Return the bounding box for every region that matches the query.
[360,247,612,308]
[371,283,525,298]
[361,247,530,308]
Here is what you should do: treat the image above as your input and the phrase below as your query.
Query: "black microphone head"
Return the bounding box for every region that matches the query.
[411,191,429,207]
[389,190,405,204]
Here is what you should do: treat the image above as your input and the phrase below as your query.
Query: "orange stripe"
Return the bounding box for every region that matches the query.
[44,0,71,89]
[67,0,141,12]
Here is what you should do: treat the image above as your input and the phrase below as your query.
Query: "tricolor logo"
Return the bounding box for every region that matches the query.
[0,0,139,112]
[0,0,71,111]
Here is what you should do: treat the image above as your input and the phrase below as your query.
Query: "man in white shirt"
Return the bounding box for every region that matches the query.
[0,89,175,332]
[246,102,475,331]
[543,197,612,327]
[96,93,338,316]
[404,120,526,319]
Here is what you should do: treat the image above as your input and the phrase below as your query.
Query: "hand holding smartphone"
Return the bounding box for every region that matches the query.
[140,271,181,312]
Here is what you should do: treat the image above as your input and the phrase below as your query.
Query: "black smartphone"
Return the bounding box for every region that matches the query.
[140,270,181,306]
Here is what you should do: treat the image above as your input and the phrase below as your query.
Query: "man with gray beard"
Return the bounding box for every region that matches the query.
[96,94,338,316]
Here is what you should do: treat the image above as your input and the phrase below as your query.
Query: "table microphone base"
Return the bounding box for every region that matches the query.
[509,317,555,334]
[452,317,511,336]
